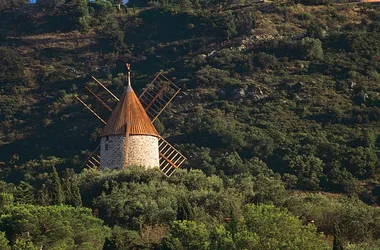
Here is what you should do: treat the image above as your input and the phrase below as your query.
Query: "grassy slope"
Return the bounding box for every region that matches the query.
[0,2,379,200]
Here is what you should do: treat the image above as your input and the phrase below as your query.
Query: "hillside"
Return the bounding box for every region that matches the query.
[1,0,380,249]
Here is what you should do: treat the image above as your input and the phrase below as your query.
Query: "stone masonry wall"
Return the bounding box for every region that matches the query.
[100,135,126,170]
[128,135,159,169]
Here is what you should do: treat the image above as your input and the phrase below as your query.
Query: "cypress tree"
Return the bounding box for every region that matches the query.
[15,181,35,204]
[70,180,82,207]
[61,170,82,207]
[333,224,344,250]
[50,167,64,205]
[36,185,50,206]
[176,195,194,221]
[62,178,72,205]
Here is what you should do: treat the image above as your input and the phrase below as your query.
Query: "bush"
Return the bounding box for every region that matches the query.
[0,0,28,12]
[299,37,324,61]
[161,205,330,250]
[210,11,237,40]
[306,20,325,39]
[37,0,65,9]
[253,52,278,69]
[235,10,256,35]
[0,48,24,83]
[89,0,115,23]
[0,204,110,249]
[56,0,91,33]
[296,12,313,21]
[297,0,332,5]
[0,96,23,121]
[98,17,125,52]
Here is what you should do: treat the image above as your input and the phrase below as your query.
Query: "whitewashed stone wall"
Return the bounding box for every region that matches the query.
[100,134,159,170]
[128,135,159,169]
[100,135,126,170]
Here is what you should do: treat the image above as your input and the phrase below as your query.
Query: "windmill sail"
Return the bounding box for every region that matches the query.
[75,96,107,124]
[82,145,101,169]
[76,72,186,176]
[158,137,187,177]
[139,73,181,122]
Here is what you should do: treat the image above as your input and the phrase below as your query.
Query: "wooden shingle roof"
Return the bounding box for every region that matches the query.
[100,85,159,137]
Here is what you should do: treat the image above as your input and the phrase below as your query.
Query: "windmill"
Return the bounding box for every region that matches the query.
[75,64,186,177]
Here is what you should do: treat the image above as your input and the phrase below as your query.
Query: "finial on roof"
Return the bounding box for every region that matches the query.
[126,63,131,87]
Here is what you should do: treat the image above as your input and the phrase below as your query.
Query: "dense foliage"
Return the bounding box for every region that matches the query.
[1,0,380,248]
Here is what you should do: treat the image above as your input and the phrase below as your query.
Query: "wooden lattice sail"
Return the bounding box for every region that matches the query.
[139,73,181,122]
[75,66,186,177]
[82,145,100,169]
[158,137,187,177]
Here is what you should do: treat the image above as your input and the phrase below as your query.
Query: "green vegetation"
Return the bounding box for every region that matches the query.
[1,0,380,248]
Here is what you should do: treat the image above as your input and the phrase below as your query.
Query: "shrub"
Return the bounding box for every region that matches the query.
[299,37,324,61]
[296,12,313,21]
[98,17,125,52]
[297,0,332,5]
[0,0,28,12]
[306,20,326,39]
[89,0,115,23]
[210,11,237,40]
[0,48,24,83]
[56,0,91,33]
[253,52,278,69]
[37,0,65,9]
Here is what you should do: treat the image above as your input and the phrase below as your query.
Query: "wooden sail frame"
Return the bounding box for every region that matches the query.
[139,72,182,122]
[158,137,187,177]
[75,72,187,177]
[85,86,113,112]
[81,145,101,169]
[75,96,107,124]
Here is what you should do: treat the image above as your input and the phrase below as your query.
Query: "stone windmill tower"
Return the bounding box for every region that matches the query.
[100,64,159,170]
[75,64,186,176]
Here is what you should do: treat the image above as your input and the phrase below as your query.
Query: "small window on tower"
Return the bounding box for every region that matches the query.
[105,144,109,150]
[106,136,109,141]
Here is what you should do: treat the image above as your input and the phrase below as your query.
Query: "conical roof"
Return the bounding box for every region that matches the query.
[100,82,159,137]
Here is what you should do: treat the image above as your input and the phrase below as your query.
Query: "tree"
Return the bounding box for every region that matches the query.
[62,176,82,207]
[0,193,14,208]
[98,17,125,52]
[176,196,194,221]
[70,181,82,207]
[345,146,377,179]
[0,232,10,250]
[48,167,64,205]
[103,226,145,250]
[56,0,90,33]
[215,152,246,175]
[288,155,324,190]
[209,226,235,250]
[161,204,329,250]
[333,225,344,250]
[238,204,330,250]
[211,11,237,40]
[15,182,35,205]
[0,204,109,249]
[299,37,324,61]
[252,174,286,205]
[253,52,278,70]
[306,20,325,39]
[89,0,115,23]
[161,221,210,250]
[12,239,38,250]
[235,10,256,35]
